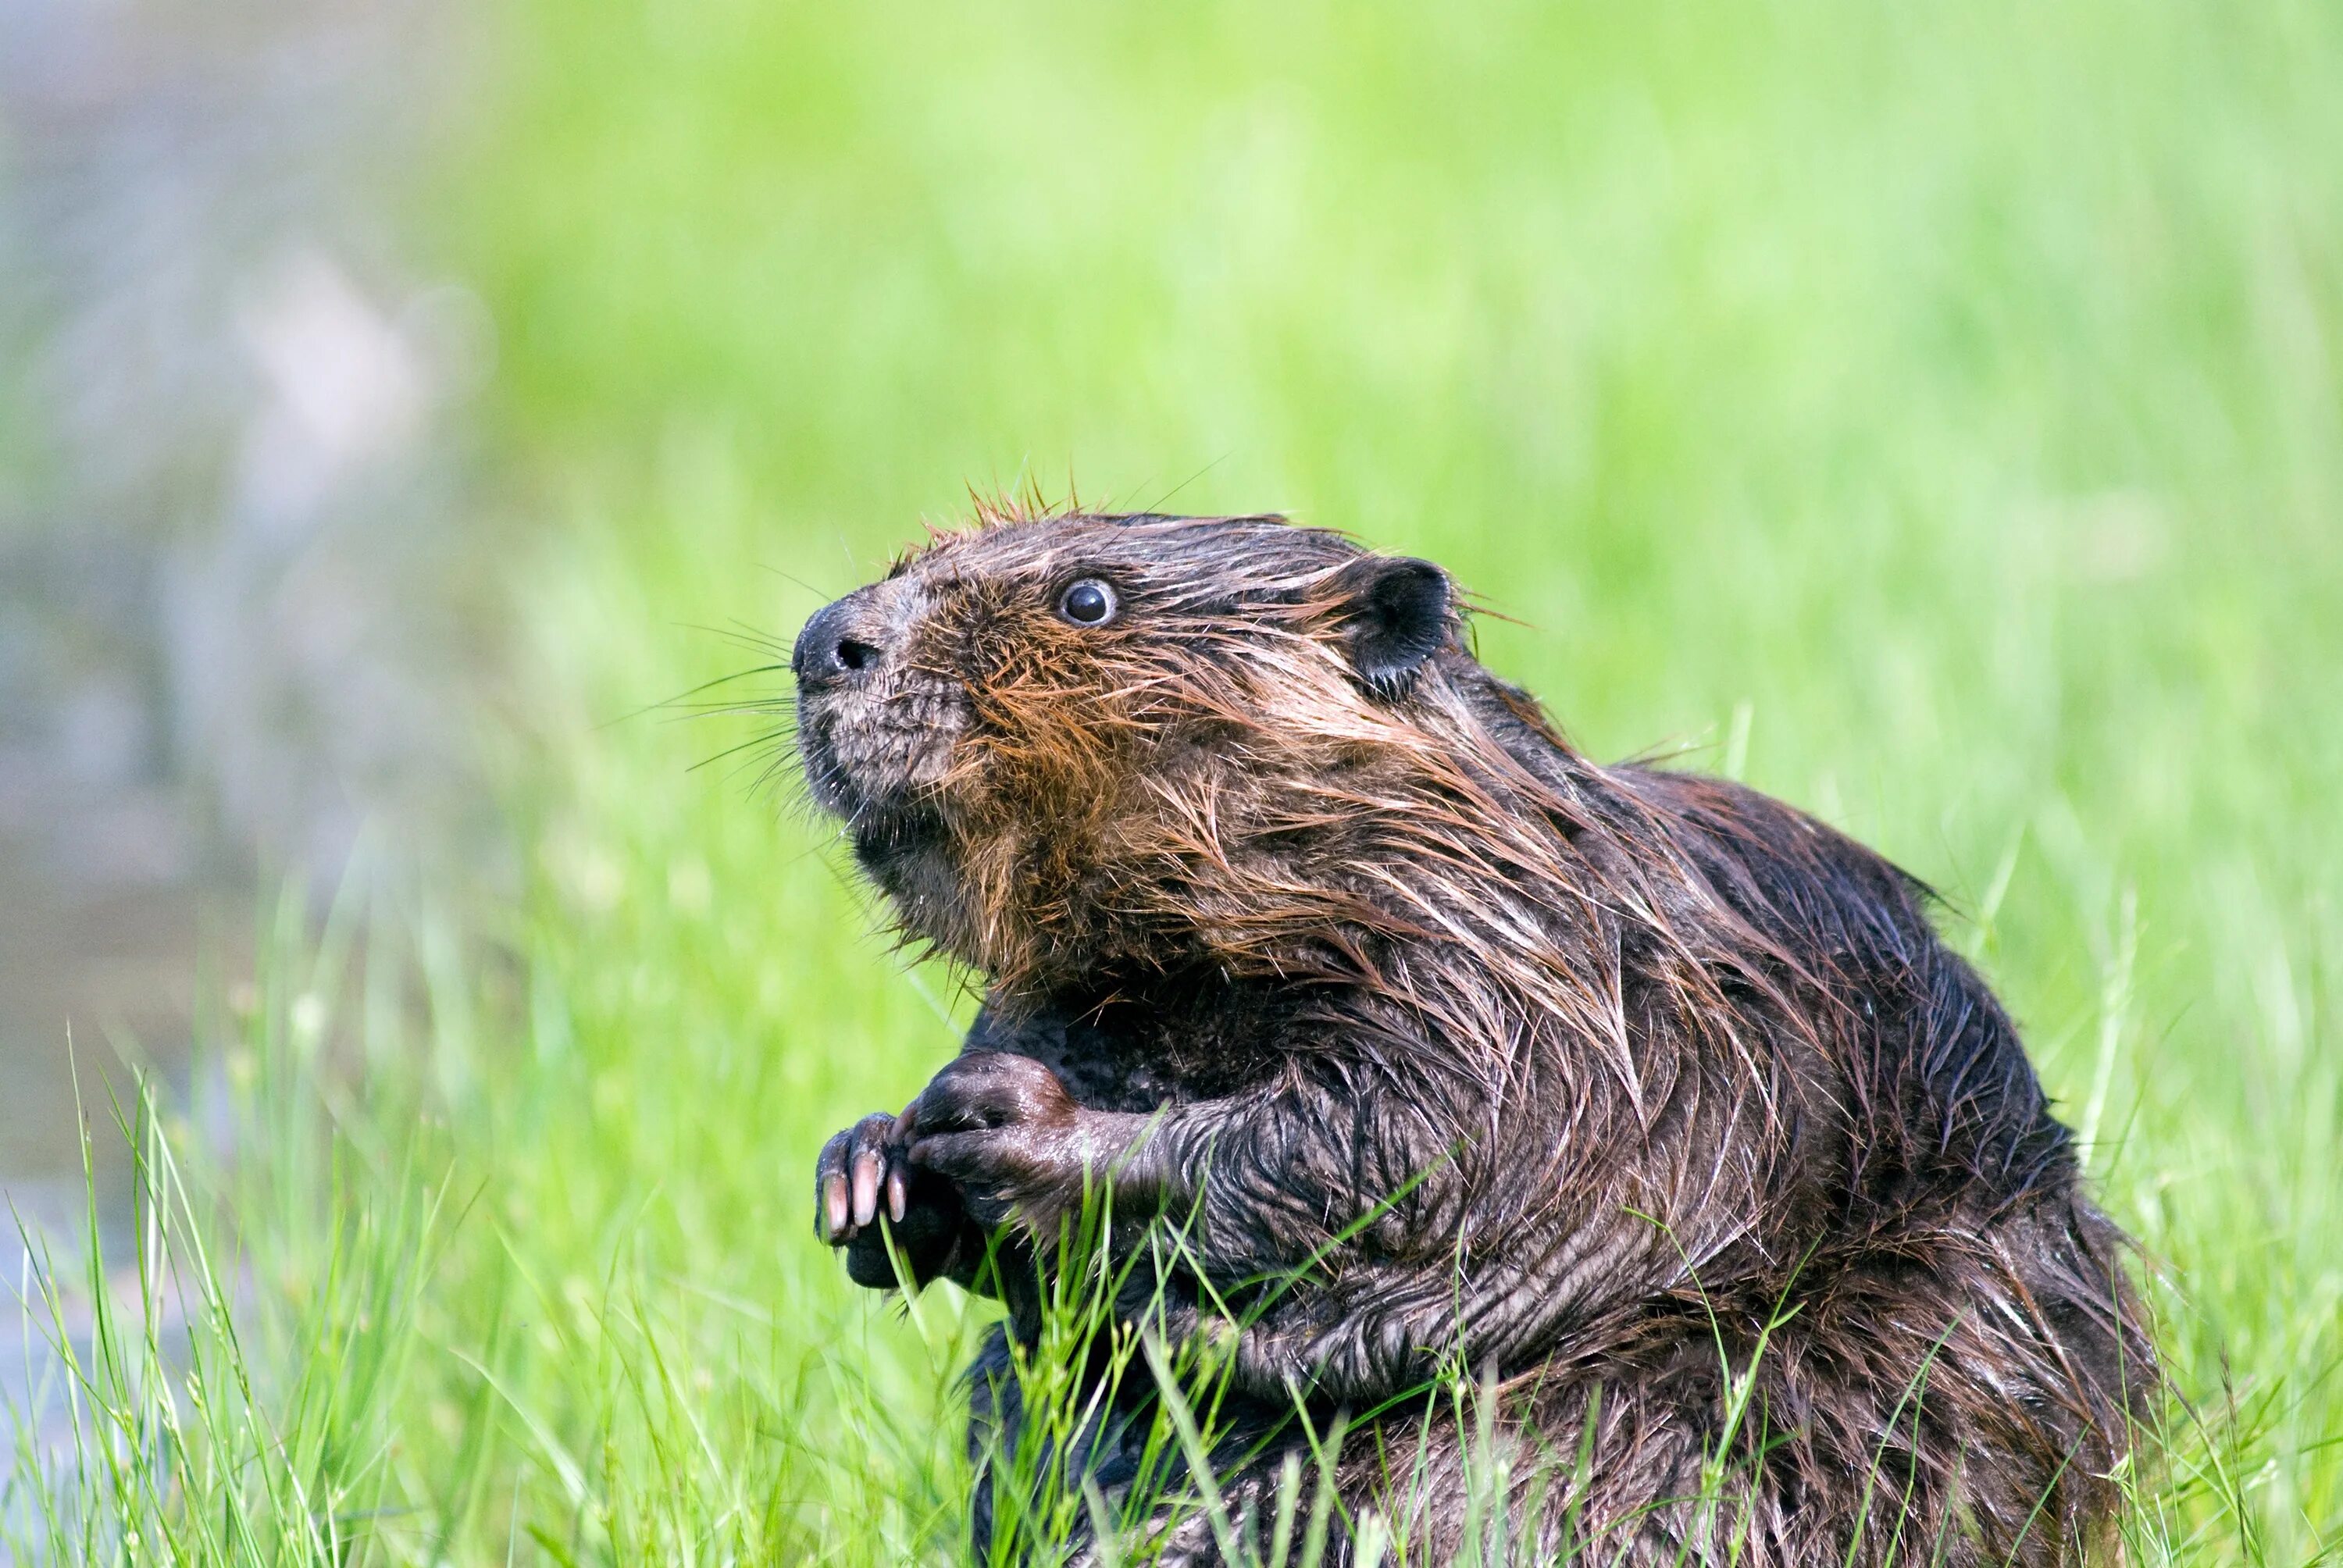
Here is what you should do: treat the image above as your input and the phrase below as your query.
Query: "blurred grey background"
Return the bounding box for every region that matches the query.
[2,0,496,1317]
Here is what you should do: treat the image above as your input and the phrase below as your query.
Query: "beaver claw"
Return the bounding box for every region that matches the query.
[815,1111,916,1243]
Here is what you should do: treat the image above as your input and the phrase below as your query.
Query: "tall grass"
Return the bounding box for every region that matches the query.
[11,0,2343,1560]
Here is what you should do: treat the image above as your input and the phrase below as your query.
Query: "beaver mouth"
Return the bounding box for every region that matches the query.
[843,796,948,878]
[812,762,950,879]
[796,709,953,869]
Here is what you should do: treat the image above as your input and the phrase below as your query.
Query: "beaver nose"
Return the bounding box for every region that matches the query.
[792,599,888,691]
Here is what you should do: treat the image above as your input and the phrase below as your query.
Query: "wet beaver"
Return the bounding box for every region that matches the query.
[797,510,2152,1565]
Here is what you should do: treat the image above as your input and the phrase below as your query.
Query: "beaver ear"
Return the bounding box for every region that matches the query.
[1336,556,1453,698]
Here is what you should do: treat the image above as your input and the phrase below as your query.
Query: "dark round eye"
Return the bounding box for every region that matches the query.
[1057,579,1118,625]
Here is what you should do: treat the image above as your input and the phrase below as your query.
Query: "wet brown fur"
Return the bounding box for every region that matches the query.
[796,509,2156,1566]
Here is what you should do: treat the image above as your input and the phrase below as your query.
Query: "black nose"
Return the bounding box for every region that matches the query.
[792,598,887,691]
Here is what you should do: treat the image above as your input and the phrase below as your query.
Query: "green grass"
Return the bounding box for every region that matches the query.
[12,0,2343,1559]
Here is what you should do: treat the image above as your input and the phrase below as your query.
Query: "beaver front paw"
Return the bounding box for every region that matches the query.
[815,1110,975,1289]
[902,1052,1130,1231]
[903,1051,1079,1135]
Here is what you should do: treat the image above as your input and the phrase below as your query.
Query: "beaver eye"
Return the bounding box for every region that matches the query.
[1056,579,1118,626]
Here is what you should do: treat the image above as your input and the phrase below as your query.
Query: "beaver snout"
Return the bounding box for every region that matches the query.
[792,593,891,693]
[789,583,968,845]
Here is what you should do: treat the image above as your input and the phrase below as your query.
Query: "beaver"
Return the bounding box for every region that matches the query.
[795,509,2153,1566]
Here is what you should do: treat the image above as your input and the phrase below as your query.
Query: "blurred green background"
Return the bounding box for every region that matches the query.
[6,0,2342,1559]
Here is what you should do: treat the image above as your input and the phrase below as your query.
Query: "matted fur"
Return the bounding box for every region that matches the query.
[797,509,2155,1566]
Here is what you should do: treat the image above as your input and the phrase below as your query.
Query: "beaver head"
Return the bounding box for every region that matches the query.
[790,511,1557,993]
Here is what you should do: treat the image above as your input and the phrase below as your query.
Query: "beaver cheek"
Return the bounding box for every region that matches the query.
[900,732,960,791]
[893,684,972,789]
